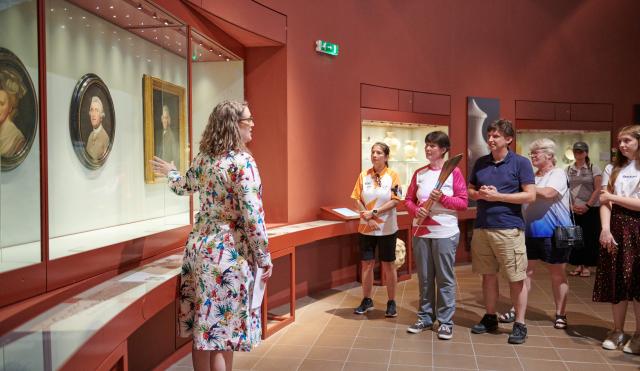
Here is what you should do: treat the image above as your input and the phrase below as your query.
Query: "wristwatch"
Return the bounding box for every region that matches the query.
[373,209,379,215]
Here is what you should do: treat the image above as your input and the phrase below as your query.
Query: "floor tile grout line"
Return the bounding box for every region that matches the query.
[340,287,366,371]
[386,280,405,371]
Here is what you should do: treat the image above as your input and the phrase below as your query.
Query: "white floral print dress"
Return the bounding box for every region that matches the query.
[168,151,271,351]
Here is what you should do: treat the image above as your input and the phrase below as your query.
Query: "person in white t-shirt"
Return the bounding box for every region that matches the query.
[404,131,467,340]
[520,138,572,330]
[594,125,640,355]
[351,142,401,317]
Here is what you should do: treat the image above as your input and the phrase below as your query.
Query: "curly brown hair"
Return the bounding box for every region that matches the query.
[199,100,248,156]
[608,125,640,192]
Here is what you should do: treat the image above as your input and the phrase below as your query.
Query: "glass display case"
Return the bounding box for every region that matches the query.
[0,0,41,273]
[515,130,611,171]
[362,120,448,195]
[45,0,191,260]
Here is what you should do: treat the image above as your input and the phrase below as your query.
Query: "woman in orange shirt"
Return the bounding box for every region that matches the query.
[351,142,402,317]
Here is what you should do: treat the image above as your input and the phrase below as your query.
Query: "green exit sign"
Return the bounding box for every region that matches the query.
[315,40,339,56]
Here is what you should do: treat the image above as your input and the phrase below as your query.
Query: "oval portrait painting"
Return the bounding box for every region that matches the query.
[69,73,115,169]
[0,47,38,172]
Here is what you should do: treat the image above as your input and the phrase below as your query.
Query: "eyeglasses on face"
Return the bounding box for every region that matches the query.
[239,116,254,124]
[528,150,546,158]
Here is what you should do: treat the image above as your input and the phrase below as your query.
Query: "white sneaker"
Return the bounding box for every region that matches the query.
[602,330,625,350]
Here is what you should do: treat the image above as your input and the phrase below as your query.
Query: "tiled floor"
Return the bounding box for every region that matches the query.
[167,264,639,370]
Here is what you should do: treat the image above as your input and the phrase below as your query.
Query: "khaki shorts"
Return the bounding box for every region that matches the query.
[471,228,527,282]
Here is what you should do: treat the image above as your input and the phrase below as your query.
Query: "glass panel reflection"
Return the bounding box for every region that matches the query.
[0,0,41,273]
[46,0,190,259]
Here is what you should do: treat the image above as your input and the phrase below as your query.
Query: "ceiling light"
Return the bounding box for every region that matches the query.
[96,6,100,10]
[152,12,157,19]
[109,5,114,9]
[137,3,143,10]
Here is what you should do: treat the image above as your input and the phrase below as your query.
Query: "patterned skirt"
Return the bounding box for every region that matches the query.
[593,205,640,303]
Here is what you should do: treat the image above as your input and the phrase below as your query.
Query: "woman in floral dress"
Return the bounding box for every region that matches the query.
[151,100,272,371]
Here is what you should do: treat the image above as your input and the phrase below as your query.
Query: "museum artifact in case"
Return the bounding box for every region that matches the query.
[0,47,38,172]
[69,73,115,169]
[143,75,187,183]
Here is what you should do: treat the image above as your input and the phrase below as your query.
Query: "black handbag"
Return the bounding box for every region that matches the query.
[553,176,584,250]
[553,225,584,250]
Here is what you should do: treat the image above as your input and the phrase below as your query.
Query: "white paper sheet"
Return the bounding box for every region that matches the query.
[332,207,359,218]
[251,268,266,310]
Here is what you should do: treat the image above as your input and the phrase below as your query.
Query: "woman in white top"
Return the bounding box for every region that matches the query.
[594,125,640,355]
[520,138,573,329]
[351,142,401,317]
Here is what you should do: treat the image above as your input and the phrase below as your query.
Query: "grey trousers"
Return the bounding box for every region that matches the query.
[413,234,459,326]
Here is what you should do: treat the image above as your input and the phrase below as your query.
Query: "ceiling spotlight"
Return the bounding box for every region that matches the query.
[152,12,157,19]
[209,48,213,52]
[96,6,100,10]
[218,53,222,57]
[225,57,230,61]
[163,20,169,25]
[125,14,130,18]
[113,15,117,18]
[137,3,143,10]
[109,5,114,9]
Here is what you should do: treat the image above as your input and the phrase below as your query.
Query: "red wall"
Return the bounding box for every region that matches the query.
[251,0,640,223]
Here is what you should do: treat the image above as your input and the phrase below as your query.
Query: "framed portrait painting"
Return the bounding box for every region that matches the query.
[143,75,186,183]
[0,47,38,172]
[69,73,116,170]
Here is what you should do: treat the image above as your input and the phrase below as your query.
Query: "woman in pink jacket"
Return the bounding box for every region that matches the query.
[404,131,468,340]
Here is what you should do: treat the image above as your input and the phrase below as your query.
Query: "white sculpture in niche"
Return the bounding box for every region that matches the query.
[467,99,490,168]
[383,131,400,160]
[403,140,418,161]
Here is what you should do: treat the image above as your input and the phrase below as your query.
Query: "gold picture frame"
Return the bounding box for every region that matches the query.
[143,75,187,183]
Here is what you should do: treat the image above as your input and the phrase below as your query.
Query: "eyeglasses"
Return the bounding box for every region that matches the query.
[528,150,546,158]
[239,116,254,124]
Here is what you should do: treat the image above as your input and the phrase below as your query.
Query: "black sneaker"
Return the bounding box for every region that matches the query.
[354,297,374,314]
[385,300,397,317]
[437,324,453,340]
[471,314,499,334]
[407,319,432,334]
[508,322,528,344]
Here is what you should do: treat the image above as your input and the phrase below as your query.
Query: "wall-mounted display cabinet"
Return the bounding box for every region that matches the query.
[0,0,244,307]
[362,120,448,195]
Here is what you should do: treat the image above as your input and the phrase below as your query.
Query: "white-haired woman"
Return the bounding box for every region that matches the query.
[524,138,572,329]
[500,138,572,328]
[152,101,272,371]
